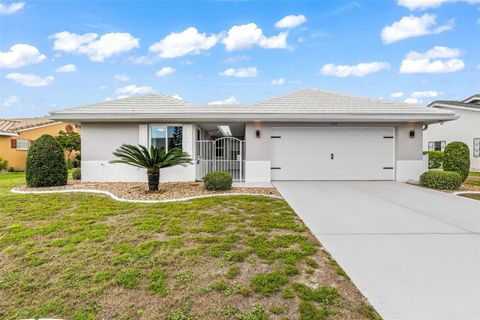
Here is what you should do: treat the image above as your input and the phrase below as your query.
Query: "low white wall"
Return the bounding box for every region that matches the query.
[245,161,271,182]
[82,161,195,183]
[395,155,428,182]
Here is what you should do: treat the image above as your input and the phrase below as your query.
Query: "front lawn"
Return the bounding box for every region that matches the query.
[0,174,379,320]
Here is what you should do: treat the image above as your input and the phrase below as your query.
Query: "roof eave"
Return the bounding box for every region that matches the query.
[430,103,480,112]
[49,112,457,124]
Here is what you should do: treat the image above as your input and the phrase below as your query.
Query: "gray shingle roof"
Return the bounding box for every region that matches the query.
[428,93,480,111]
[50,88,456,123]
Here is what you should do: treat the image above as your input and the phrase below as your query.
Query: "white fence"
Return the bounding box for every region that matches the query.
[196,137,245,181]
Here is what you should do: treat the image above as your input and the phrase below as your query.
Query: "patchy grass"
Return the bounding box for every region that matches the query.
[459,193,480,201]
[0,174,380,319]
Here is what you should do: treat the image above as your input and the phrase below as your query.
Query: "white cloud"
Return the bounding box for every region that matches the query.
[0,2,24,14]
[2,96,19,107]
[155,66,176,77]
[220,67,258,78]
[411,90,441,98]
[55,64,77,73]
[224,55,250,64]
[399,46,464,73]
[272,78,285,85]
[6,73,54,87]
[98,85,107,90]
[149,27,218,58]
[117,95,129,100]
[115,84,154,95]
[275,15,307,28]
[105,97,113,101]
[50,31,139,61]
[390,92,404,98]
[381,14,453,44]
[222,23,288,51]
[321,61,390,77]
[208,96,239,105]
[397,0,480,10]
[114,73,129,81]
[172,94,183,100]
[404,97,421,104]
[0,44,46,68]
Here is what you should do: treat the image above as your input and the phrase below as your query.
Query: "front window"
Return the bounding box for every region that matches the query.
[428,141,446,151]
[16,139,30,150]
[150,125,183,151]
[474,138,480,158]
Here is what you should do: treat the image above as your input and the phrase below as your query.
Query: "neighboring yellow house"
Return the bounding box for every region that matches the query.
[0,118,79,170]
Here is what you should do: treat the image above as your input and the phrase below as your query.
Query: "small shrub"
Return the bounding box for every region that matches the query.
[250,271,288,296]
[443,142,470,182]
[423,151,444,169]
[0,157,8,171]
[72,168,81,180]
[420,171,462,190]
[26,134,67,187]
[204,171,232,191]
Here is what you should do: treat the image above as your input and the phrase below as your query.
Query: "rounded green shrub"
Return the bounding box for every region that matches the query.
[443,142,470,182]
[423,151,444,169]
[204,171,232,191]
[420,171,462,190]
[0,157,8,171]
[72,168,81,180]
[26,134,68,187]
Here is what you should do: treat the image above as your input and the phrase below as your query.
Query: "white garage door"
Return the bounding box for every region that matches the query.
[270,127,395,180]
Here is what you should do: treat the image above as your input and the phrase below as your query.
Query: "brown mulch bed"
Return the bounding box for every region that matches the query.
[16,181,282,201]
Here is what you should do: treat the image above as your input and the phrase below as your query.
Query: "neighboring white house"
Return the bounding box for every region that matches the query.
[423,94,480,171]
[50,89,457,183]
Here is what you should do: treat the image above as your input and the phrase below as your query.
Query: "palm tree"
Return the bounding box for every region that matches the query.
[110,144,192,192]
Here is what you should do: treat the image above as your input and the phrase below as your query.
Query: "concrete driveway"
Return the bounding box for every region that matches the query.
[273,181,480,320]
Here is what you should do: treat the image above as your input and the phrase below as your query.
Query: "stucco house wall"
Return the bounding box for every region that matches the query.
[81,123,195,182]
[423,108,480,171]
[0,122,78,170]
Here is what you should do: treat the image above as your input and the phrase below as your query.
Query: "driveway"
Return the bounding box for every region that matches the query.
[273,181,480,320]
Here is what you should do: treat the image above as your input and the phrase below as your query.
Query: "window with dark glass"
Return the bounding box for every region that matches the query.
[168,126,183,150]
[150,125,183,151]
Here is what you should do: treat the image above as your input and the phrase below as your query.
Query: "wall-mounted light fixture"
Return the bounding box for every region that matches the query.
[409,130,415,138]
[256,129,261,138]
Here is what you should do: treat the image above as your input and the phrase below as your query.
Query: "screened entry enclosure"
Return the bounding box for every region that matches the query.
[196,136,245,181]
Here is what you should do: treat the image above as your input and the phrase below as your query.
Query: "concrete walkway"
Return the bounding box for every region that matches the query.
[274,181,480,320]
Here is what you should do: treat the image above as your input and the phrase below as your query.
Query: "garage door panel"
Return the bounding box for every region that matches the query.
[270,127,394,180]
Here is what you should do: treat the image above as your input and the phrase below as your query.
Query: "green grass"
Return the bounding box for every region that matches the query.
[0,173,380,319]
[459,193,480,201]
[469,172,480,177]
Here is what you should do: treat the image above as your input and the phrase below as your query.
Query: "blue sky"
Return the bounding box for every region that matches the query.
[0,0,479,118]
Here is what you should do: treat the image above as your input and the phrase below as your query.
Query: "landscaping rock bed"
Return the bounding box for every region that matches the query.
[16,181,282,201]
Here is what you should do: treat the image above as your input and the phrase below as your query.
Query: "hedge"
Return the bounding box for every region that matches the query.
[26,134,68,187]
[443,142,470,182]
[204,171,232,191]
[420,171,462,190]
[423,151,444,169]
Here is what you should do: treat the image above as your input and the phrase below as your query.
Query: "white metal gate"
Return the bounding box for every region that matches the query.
[196,137,245,181]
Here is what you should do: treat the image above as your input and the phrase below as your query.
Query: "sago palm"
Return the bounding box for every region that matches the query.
[110,144,192,192]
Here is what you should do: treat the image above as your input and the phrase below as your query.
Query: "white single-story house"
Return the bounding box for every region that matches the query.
[423,94,480,171]
[50,89,457,183]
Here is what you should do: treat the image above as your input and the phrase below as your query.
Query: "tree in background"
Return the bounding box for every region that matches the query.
[56,130,81,161]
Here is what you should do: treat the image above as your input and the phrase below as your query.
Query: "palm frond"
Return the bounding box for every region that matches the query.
[110,144,192,170]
